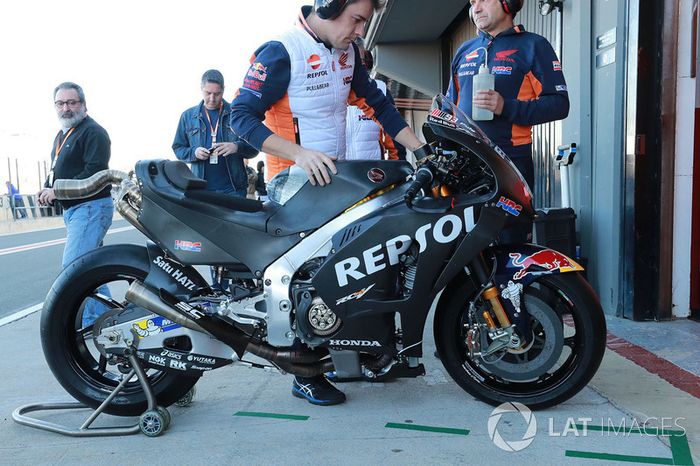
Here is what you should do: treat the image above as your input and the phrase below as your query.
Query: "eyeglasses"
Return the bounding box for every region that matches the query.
[54,100,82,108]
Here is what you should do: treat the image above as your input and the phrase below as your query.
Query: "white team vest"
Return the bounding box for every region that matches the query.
[277,27,355,157]
[344,80,387,160]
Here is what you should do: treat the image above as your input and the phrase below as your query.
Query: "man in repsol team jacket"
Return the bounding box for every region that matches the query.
[344,39,406,161]
[447,0,569,214]
[230,0,430,406]
[230,0,428,187]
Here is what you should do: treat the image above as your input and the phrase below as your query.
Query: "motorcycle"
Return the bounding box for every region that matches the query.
[41,95,606,436]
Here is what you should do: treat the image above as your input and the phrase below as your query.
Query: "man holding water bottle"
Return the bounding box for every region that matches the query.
[446,0,569,199]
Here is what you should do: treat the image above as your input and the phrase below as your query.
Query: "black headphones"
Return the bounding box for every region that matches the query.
[314,0,350,20]
[470,0,524,20]
[500,0,523,16]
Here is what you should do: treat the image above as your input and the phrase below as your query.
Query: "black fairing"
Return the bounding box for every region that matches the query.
[312,201,496,356]
[144,243,209,300]
[135,160,412,275]
[424,121,535,219]
[267,160,413,235]
[136,160,297,274]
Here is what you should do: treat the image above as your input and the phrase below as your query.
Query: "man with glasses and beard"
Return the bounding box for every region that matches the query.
[38,82,113,326]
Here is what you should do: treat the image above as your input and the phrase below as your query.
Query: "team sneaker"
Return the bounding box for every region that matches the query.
[292,375,347,406]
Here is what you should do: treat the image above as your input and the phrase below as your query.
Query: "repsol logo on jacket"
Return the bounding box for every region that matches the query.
[307,70,328,79]
[334,208,475,287]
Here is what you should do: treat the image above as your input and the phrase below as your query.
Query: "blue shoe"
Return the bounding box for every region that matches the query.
[292,375,346,406]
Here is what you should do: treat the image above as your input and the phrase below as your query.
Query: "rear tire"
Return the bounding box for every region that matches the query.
[41,244,199,417]
[434,272,606,409]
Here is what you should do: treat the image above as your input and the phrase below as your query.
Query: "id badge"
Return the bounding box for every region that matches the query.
[210,155,218,164]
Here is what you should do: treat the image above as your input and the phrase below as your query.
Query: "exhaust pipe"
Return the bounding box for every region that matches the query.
[115,178,150,237]
[126,281,334,376]
[53,169,128,200]
[125,281,208,334]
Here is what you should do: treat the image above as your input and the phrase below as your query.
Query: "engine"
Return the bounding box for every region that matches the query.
[290,257,342,343]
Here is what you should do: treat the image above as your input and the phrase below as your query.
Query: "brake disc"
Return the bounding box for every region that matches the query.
[479,293,564,381]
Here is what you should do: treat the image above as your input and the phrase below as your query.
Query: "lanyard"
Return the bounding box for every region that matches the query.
[203,103,222,145]
[54,127,75,161]
[48,127,75,186]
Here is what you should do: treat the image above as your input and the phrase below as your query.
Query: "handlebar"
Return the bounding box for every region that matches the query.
[404,166,434,207]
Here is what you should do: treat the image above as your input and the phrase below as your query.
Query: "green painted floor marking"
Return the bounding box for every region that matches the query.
[565,450,673,465]
[669,433,695,466]
[564,424,694,465]
[234,411,309,421]
[385,422,469,436]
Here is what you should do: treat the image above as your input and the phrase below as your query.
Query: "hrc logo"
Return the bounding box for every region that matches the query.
[496,196,522,216]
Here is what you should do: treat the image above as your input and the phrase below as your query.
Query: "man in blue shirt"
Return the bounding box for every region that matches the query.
[173,69,258,198]
[173,70,258,291]
[6,181,27,219]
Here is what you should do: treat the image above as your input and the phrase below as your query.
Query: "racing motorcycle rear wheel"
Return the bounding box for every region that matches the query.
[41,245,199,416]
[434,272,606,410]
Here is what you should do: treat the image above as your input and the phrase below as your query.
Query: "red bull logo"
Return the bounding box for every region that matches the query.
[509,250,582,280]
[247,62,268,82]
[251,62,267,72]
[308,54,322,70]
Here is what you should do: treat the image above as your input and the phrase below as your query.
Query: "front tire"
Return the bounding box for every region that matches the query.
[435,272,606,409]
[41,244,199,416]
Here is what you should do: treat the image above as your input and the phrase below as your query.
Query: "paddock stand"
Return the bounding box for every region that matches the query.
[12,349,196,437]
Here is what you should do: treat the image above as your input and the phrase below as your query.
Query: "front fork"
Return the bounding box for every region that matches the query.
[466,253,529,357]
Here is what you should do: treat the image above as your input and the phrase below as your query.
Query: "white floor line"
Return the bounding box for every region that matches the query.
[0,302,43,327]
[0,225,134,256]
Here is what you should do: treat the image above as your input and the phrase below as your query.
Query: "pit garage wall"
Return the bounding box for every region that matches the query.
[676,0,698,317]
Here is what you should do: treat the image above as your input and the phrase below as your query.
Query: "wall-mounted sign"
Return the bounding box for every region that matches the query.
[596,28,617,50]
[596,48,616,68]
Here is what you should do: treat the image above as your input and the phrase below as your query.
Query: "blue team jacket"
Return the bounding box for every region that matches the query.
[447,25,570,158]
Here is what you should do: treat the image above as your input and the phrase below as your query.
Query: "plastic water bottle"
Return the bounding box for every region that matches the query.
[472,64,495,121]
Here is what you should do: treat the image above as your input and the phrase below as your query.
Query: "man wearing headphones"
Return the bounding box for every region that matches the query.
[344,38,406,161]
[447,0,569,240]
[230,0,426,185]
[230,0,429,406]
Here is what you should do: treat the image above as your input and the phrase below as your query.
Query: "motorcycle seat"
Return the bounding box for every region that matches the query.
[185,190,264,213]
[163,160,207,190]
[162,160,264,213]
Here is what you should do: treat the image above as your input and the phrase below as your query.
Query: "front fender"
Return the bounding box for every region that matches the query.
[489,244,584,339]
[489,244,584,288]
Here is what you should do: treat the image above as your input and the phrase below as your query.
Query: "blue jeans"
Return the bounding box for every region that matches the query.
[209,187,247,290]
[62,196,114,326]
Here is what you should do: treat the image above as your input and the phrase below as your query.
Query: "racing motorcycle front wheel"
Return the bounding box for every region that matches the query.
[434,272,606,410]
[41,245,199,416]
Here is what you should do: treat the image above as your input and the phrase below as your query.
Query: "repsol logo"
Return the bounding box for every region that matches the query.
[334,208,475,287]
[307,70,328,79]
[329,339,381,347]
[153,256,196,290]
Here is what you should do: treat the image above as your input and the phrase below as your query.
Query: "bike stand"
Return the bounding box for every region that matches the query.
[13,351,175,437]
